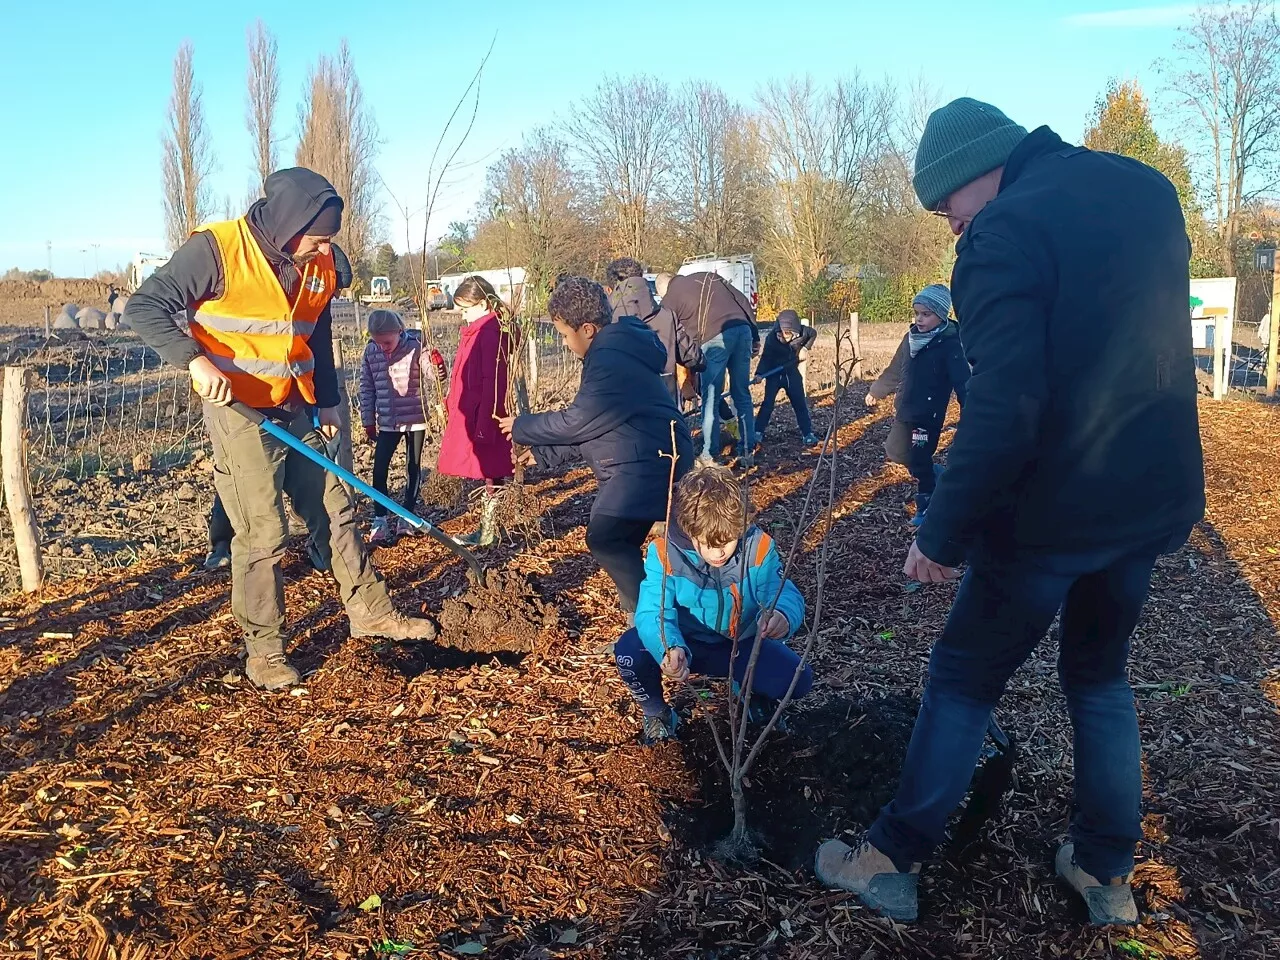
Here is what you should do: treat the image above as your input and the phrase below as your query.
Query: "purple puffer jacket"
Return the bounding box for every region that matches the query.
[359,331,429,432]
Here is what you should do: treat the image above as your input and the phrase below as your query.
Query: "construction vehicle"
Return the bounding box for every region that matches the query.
[363,276,393,304]
[127,252,171,291]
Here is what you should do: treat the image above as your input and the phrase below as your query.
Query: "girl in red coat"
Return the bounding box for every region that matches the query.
[437,275,515,546]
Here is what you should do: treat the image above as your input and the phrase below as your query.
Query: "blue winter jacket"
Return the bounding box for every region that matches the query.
[512,315,693,519]
[635,521,805,663]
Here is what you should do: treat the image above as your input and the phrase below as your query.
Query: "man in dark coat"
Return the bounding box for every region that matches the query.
[125,168,436,691]
[606,258,704,403]
[500,277,693,616]
[657,271,759,465]
[815,99,1205,926]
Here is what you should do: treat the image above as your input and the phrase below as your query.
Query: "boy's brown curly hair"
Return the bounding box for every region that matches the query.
[548,276,612,330]
[674,463,752,546]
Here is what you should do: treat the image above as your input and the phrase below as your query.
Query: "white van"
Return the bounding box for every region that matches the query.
[676,254,758,311]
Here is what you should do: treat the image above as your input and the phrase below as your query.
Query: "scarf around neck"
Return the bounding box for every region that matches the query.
[909,323,943,358]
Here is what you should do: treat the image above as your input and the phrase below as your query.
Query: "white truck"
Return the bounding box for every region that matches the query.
[128,252,171,291]
[676,253,758,311]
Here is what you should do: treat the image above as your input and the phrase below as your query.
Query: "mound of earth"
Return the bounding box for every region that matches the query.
[437,568,560,654]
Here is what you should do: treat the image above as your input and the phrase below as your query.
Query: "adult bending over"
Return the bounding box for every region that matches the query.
[814,99,1205,926]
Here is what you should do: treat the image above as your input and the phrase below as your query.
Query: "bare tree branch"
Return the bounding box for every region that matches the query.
[245,20,280,195]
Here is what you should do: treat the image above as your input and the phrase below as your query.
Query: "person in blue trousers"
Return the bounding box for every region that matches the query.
[814,99,1204,926]
[752,310,819,447]
[656,272,759,467]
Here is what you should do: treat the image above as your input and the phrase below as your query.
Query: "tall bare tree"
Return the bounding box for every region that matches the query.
[1164,0,1280,273]
[668,82,767,259]
[296,40,381,271]
[565,75,675,260]
[162,41,215,251]
[476,128,599,306]
[756,74,895,290]
[245,20,280,194]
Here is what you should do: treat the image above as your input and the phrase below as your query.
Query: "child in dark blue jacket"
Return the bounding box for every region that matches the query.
[866,284,970,526]
[501,277,693,615]
[753,310,819,446]
[613,463,813,744]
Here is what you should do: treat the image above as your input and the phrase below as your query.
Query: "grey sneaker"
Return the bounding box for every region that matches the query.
[246,651,300,691]
[814,835,921,922]
[641,707,679,745]
[1055,843,1138,925]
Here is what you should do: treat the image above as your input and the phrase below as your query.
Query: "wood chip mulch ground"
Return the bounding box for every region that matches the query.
[1,391,1277,960]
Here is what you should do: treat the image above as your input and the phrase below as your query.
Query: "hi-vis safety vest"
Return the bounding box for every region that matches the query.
[189,217,335,408]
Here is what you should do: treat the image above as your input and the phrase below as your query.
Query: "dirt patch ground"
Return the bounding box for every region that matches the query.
[0,389,1277,960]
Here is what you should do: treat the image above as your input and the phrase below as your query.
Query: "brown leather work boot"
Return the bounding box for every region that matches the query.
[348,609,438,642]
[814,835,921,922]
[1055,843,1138,925]
[244,639,301,691]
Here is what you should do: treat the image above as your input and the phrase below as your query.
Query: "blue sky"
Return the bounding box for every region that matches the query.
[0,1,1202,276]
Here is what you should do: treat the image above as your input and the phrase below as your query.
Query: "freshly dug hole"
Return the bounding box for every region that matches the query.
[671,693,918,870]
[437,568,559,654]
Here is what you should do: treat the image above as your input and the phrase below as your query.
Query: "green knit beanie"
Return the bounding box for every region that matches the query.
[913,98,1028,211]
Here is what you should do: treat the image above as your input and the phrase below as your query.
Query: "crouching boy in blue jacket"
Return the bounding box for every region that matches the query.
[613,463,814,744]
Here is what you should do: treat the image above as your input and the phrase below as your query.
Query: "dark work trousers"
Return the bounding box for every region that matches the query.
[868,537,1170,882]
[584,513,655,613]
[886,420,942,496]
[372,430,426,516]
[755,368,813,438]
[209,494,234,549]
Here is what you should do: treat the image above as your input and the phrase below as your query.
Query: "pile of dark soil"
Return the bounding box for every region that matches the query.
[437,568,560,653]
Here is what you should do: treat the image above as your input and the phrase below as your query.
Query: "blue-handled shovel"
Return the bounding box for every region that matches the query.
[229,401,484,582]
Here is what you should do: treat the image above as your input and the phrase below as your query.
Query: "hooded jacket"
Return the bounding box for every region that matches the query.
[756,311,818,379]
[125,168,344,407]
[917,127,1205,566]
[512,315,694,519]
[868,320,970,426]
[634,521,805,663]
[660,272,759,347]
[609,276,704,375]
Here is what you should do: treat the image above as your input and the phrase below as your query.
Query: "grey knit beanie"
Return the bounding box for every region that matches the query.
[913,98,1028,211]
[912,284,953,322]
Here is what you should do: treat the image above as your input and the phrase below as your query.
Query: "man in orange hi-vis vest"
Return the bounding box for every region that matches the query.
[125,168,437,691]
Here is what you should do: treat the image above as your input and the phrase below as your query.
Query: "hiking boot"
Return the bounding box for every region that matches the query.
[802,433,819,445]
[368,516,395,546]
[203,542,231,571]
[746,694,791,733]
[454,493,500,548]
[349,609,439,643]
[814,835,921,922]
[245,645,300,691]
[1054,843,1138,925]
[642,706,679,745]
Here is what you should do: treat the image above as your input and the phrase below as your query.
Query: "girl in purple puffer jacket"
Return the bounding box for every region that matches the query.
[359,309,441,544]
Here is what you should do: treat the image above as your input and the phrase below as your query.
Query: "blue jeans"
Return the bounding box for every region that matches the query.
[614,626,813,717]
[868,538,1169,882]
[700,324,755,460]
[755,368,812,438]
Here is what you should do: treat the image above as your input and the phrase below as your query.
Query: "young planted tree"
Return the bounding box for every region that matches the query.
[565,75,676,260]
[708,334,856,861]
[296,39,381,270]
[161,41,215,251]
[1163,0,1280,274]
[245,20,281,195]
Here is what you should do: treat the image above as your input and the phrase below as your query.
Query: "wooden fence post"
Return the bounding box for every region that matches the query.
[44,305,50,339]
[333,338,355,496]
[1267,266,1279,398]
[2,366,44,592]
[849,311,862,381]
[1212,310,1229,400]
[799,315,812,387]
